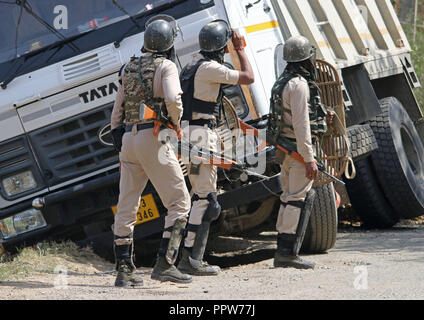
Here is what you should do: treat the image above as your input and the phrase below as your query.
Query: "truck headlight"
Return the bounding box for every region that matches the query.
[0,209,46,239]
[0,216,16,239]
[2,170,37,196]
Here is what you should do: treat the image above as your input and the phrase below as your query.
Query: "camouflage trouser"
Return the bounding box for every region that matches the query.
[114,127,190,246]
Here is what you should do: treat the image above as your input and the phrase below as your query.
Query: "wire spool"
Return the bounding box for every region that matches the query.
[313,59,355,186]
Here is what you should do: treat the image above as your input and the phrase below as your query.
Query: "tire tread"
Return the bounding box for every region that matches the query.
[368,97,424,218]
[302,183,337,253]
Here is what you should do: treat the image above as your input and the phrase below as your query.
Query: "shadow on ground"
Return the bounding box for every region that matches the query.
[205,248,275,268]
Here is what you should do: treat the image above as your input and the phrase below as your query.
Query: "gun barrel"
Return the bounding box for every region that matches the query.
[319,169,345,186]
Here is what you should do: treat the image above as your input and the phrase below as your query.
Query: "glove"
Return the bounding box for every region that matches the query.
[111,126,125,152]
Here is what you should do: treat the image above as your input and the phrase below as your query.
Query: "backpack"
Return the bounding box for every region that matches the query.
[122,55,166,125]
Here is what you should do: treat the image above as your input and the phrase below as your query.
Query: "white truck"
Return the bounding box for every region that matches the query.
[0,0,422,260]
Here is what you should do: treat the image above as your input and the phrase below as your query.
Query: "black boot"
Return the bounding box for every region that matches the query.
[273,233,315,269]
[151,238,192,283]
[177,247,221,276]
[274,189,317,269]
[114,242,143,288]
[177,193,221,276]
[151,254,193,283]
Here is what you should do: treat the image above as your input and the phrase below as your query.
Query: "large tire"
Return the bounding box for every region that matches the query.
[301,183,337,253]
[347,124,379,161]
[345,158,399,228]
[368,97,424,219]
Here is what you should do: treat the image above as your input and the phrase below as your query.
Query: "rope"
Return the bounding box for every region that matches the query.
[332,112,356,180]
[313,59,357,185]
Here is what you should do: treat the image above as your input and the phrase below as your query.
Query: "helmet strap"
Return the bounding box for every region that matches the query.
[160,47,176,63]
[144,47,176,63]
[286,59,317,82]
[200,47,226,64]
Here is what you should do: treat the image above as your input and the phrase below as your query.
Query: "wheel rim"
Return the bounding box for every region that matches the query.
[400,125,422,177]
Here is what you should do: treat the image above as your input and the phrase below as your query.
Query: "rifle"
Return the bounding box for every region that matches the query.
[140,104,271,180]
[119,105,343,184]
[177,141,271,180]
[239,118,345,186]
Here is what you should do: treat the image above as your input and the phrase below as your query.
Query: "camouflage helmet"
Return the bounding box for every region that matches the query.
[143,16,178,53]
[199,19,232,52]
[283,36,315,63]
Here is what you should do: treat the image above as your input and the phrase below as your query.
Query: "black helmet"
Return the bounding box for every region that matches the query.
[199,19,232,52]
[283,36,316,63]
[143,15,178,53]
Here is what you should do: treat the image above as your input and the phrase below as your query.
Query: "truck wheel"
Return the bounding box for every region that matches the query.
[344,158,399,228]
[347,124,379,161]
[301,183,337,253]
[368,97,424,219]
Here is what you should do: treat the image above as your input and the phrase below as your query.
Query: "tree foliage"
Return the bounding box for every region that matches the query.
[396,0,424,108]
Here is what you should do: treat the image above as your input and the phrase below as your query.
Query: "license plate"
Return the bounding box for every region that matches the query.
[111,194,160,225]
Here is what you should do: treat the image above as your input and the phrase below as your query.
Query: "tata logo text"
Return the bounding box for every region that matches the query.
[79,82,119,103]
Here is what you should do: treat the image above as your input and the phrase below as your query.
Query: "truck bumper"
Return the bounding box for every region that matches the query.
[0,171,165,249]
[218,174,282,210]
[0,169,282,250]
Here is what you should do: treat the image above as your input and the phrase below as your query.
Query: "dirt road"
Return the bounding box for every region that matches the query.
[1,223,423,301]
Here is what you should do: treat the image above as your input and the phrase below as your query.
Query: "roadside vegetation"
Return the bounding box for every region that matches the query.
[406,28,424,109]
[398,1,424,109]
[0,241,110,281]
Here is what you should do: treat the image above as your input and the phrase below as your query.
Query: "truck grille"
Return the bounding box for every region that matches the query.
[0,136,46,200]
[61,47,120,82]
[29,104,118,185]
[0,138,29,174]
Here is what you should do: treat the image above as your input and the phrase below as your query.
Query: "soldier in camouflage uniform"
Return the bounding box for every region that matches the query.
[110,16,191,287]
[268,36,332,269]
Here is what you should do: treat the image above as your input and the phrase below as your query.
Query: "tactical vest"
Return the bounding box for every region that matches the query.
[180,59,223,121]
[122,55,167,125]
[268,72,327,146]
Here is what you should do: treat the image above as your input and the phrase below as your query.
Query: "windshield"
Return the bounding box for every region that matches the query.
[0,0,168,64]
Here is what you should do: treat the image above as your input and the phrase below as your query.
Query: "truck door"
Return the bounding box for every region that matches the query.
[224,0,284,116]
